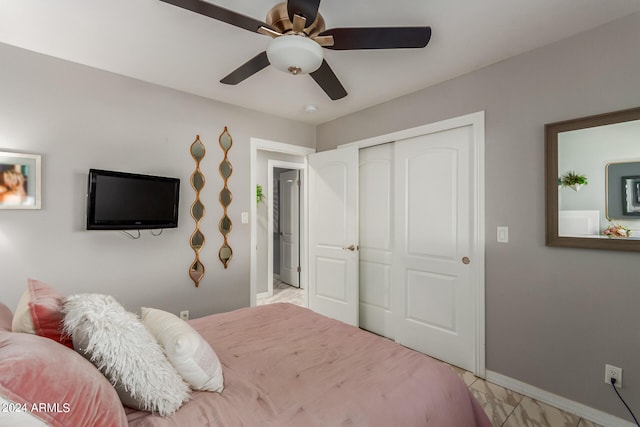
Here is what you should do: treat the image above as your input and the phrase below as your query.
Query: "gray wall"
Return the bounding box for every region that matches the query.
[0,42,314,318]
[317,12,640,422]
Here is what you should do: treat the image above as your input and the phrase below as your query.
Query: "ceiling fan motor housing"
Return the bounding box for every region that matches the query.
[266,2,326,37]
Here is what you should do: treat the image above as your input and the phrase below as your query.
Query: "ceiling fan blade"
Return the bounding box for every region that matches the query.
[258,26,282,38]
[160,0,271,33]
[320,27,431,50]
[310,60,347,100]
[287,0,321,28]
[312,34,334,47]
[220,51,270,85]
[292,14,307,33]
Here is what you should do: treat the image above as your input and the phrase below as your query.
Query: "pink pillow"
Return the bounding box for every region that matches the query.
[11,279,72,348]
[0,329,128,427]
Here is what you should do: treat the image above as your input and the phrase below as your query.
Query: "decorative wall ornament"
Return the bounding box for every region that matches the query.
[218,127,233,268]
[189,135,206,287]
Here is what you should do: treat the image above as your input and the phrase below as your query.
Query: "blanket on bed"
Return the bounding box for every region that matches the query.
[126,303,490,427]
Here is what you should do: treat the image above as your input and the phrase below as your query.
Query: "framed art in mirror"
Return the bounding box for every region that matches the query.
[545,106,640,251]
[0,151,41,209]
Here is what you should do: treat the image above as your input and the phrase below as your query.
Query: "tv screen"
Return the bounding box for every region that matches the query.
[86,169,180,230]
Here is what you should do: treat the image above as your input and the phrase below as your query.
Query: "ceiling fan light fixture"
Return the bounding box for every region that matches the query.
[266,34,323,75]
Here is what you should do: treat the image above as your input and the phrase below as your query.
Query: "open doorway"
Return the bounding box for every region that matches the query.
[260,166,304,306]
[250,138,313,308]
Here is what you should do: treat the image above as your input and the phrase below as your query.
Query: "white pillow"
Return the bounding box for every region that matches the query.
[11,289,34,333]
[62,294,191,417]
[141,307,224,393]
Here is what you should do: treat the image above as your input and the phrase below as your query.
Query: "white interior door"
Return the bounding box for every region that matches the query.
[358,143,395,338]
[392,126,477,372]
[308,146,359,326]
[279,170,300,287]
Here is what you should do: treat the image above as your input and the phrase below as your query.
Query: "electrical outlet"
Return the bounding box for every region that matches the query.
[179,310,189,321]
[605,364,622,388]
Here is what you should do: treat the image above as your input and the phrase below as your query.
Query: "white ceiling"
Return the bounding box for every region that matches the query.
[1,0,639,125]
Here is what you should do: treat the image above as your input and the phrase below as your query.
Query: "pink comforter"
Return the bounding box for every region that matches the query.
[127,303,490,426]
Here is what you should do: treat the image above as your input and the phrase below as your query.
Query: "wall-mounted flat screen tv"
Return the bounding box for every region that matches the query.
[86,169,180,230]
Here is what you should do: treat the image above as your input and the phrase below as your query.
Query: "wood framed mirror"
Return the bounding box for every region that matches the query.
[545,106,640,251]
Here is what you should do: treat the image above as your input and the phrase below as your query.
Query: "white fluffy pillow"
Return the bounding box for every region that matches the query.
[141,307,224,393]
[62,294,190,417]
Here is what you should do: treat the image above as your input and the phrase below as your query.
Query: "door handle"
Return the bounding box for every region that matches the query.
[342,244,357,251]
[462,256,471,264]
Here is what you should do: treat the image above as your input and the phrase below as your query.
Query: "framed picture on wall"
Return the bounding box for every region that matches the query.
[0,151,41,209]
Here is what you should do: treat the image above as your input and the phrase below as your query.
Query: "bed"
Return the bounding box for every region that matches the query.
[1,283,490,427]
[126,303,490,427]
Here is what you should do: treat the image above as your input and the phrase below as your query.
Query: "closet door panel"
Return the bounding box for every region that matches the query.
[359,143,394,338]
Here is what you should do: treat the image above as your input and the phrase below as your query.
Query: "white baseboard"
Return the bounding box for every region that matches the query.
[485,370,635,427]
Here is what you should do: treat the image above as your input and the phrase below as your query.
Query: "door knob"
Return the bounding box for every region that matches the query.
[462,256,470,264]
[342,245,357,251]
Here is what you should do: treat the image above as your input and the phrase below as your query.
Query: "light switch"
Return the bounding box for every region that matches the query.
[241,212,249,224]
[497,226,509,243]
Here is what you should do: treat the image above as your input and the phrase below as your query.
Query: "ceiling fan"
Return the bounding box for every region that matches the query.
[160,0,432,100]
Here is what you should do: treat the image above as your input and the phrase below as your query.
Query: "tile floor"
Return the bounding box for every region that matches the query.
[257,279,604,427]
[256,278,305,307]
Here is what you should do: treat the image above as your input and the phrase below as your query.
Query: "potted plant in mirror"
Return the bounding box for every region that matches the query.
[560,171,588,192]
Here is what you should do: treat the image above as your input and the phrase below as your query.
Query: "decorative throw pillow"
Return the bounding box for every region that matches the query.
[0,303,12,332]
[141,307,224,392]
[0,327,128,427]
[62,294,190,417]
[11,278,72,348]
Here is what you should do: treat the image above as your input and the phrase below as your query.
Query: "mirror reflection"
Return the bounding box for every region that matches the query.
[191,229,204,249]
[191,200,204,220]
[190,140,205,160]
[546,107,640,251]
[191,171,204,191]
[607,162,640,219]
[219,132,232,151]
[220,215,232,236]
[219,159,232,179]
[219,188,232,207]
[219,244,232,268]
[557,119,640,238]
[189,259,204,283]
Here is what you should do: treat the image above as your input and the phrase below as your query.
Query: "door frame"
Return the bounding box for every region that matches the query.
[250,138,315,307]
[268,161,304,295]
[339,111,486,377]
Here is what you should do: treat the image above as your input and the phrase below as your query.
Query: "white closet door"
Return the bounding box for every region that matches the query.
[392,125,477,372]
[308,146,359,326]
[358,143,395,338]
